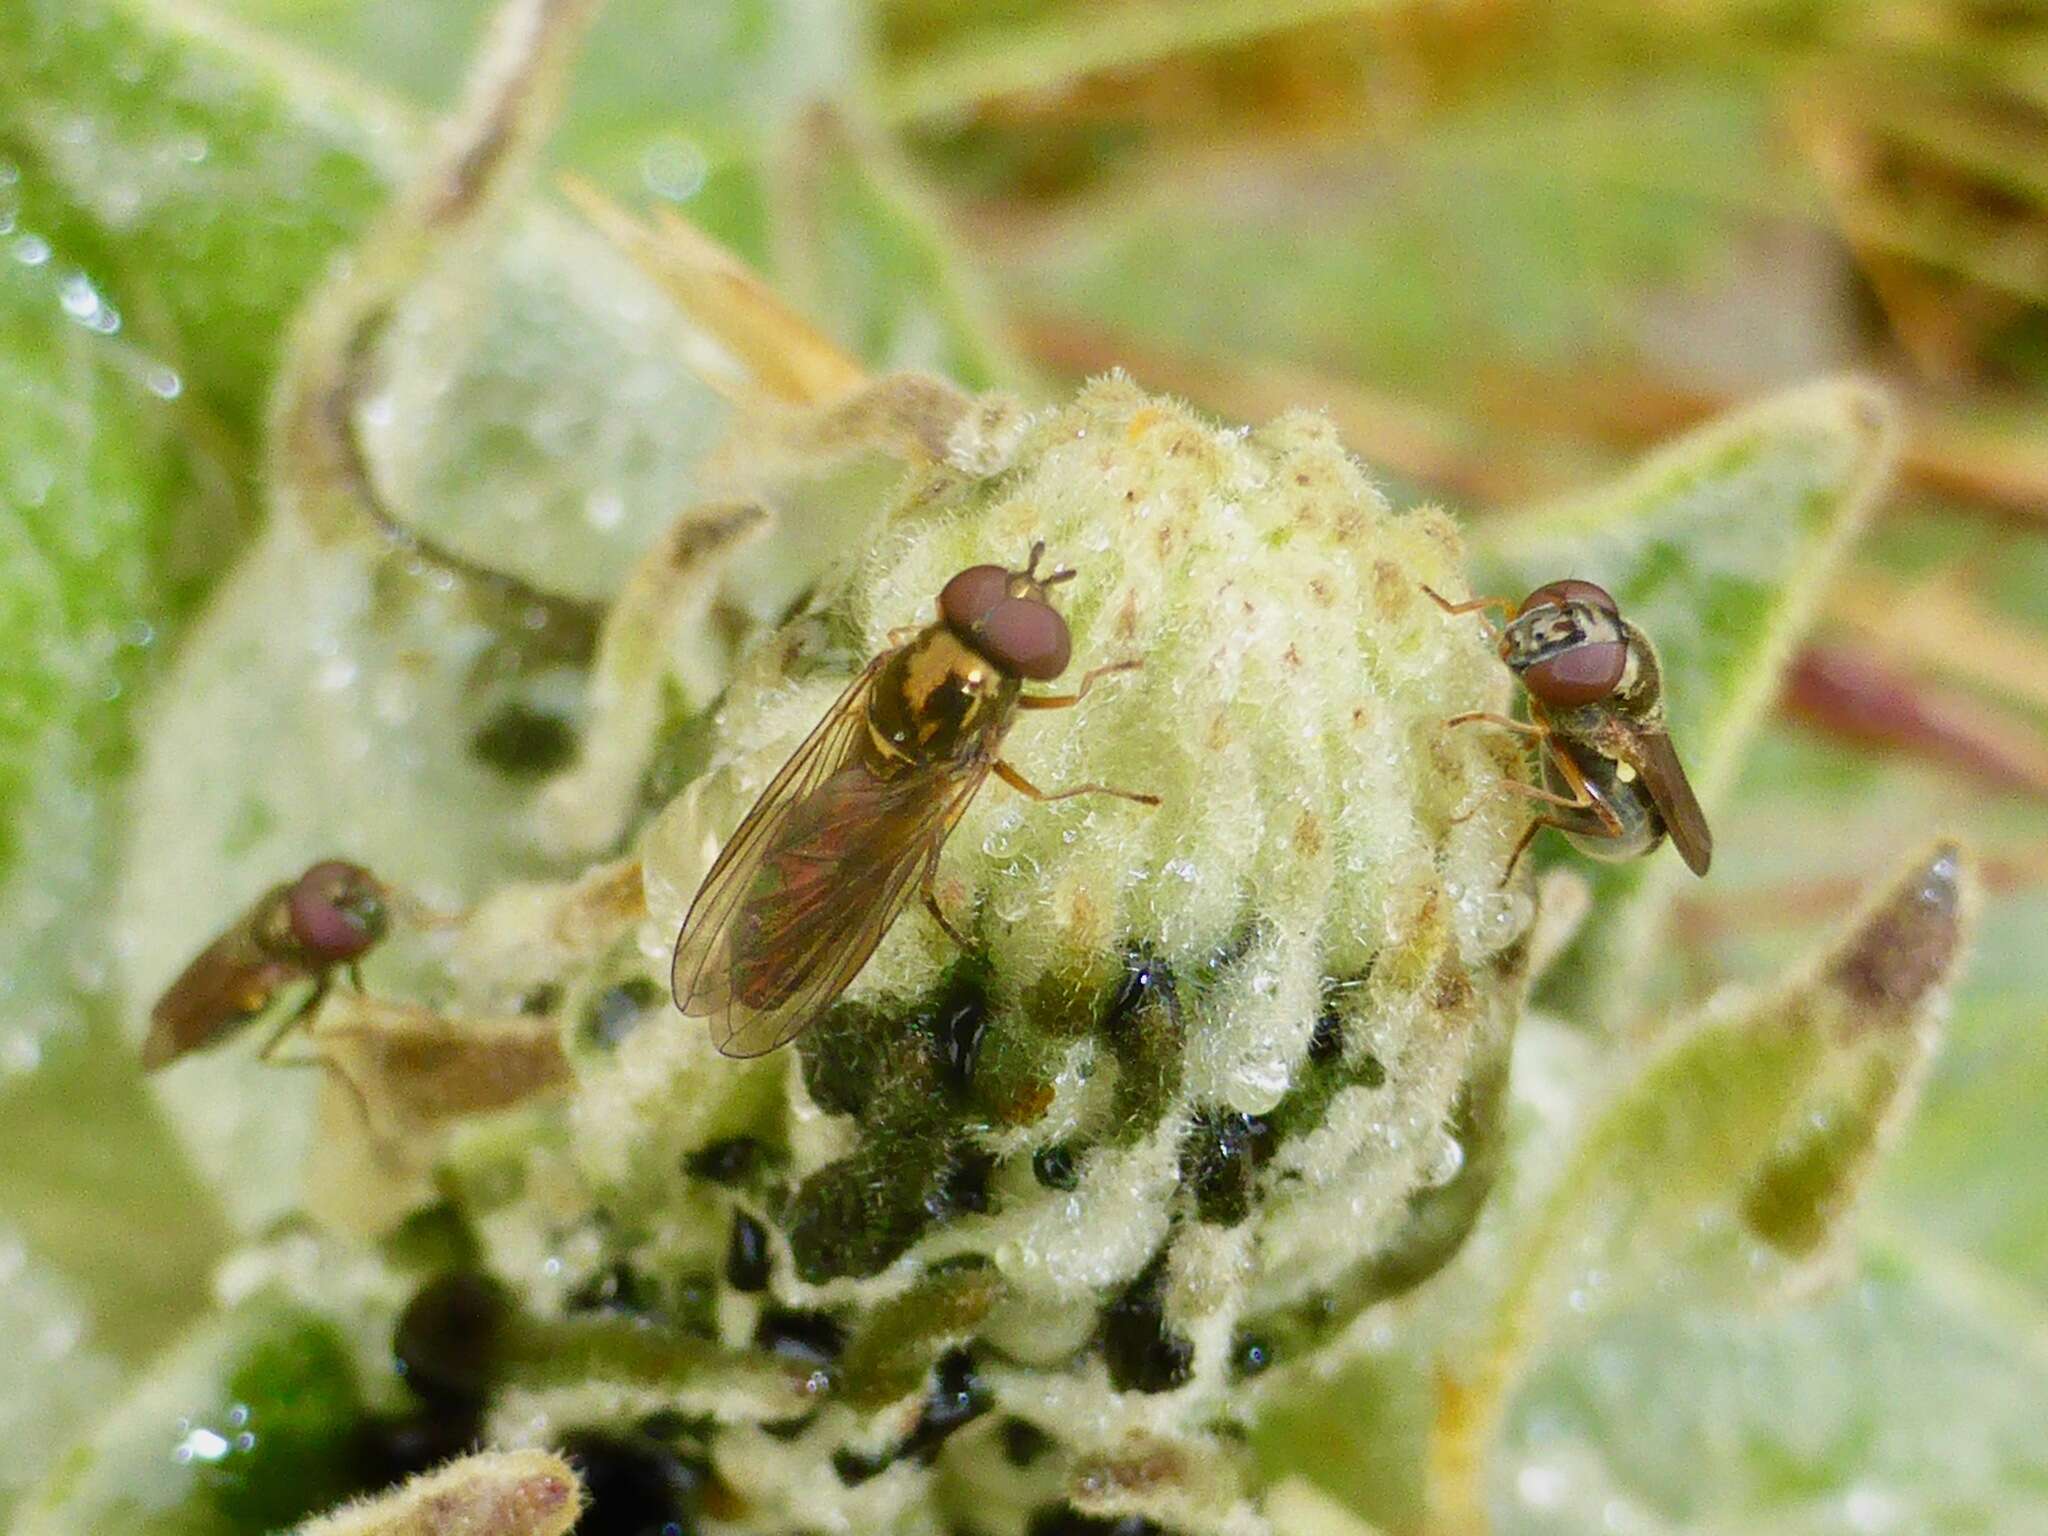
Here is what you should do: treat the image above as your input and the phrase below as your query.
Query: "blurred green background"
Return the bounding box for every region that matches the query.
[3,0,2046,1530]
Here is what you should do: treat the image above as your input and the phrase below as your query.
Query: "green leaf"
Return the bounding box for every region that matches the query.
[0,231,233,1370]
[1878,990,2048,1297]
[105,0,716,1228]
[774,111,1036,392]
[0,0,407,449]
[1473,378,1900,1028]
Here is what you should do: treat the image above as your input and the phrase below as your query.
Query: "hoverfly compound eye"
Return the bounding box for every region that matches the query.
[939,564,1014,633]
[1522,638,1628,707]
[1521,578,1619,617]
[288,861,389,962]
[978,596,1072,680]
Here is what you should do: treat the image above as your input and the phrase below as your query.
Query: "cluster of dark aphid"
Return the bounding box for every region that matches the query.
[364,1266,1171,1535]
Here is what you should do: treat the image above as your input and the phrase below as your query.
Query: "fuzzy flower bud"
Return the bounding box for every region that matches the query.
[514,376,1533,1533]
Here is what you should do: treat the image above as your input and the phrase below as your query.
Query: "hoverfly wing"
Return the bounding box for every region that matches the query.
[672,655,937,1056]
[1633,729,1712,876]
[143,896,297,1070]
[711,757,991,1057]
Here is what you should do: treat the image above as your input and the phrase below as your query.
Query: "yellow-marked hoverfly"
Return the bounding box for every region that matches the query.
[1428,579,1711,881]
[672,543,1158,1058]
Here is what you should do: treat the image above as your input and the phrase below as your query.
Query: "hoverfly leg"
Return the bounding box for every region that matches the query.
[1422,586,1517,621]
[1493,776,1616,814]
[1502,803,1626,884]
[254,986,381,1138]
[1495,747,1624,886]
[992,758,1161,807]
[1444,713,1550,825]
[920,866,972,952]
[1018,657,1144,711]
[257,975,332,1063]
[1443,710,1546,737]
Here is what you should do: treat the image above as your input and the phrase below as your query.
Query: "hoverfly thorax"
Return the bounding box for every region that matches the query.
[867,543,1077,765]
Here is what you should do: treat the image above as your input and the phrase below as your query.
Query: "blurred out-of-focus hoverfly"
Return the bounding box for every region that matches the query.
[144,859,391,1070]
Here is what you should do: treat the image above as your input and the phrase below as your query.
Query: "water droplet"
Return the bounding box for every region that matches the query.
[0,1030,42,1078]
[639,137,707,203]
[144,366,183,400]
[1844,1484,1901,1534]
[57,272,99,318]
[585,489,625,531]
[1420,1131,1465,1188]
[316,656,359,692]
[175,1426,230,1463]
[1516,1461,1568,1509]
[13,233,51,267]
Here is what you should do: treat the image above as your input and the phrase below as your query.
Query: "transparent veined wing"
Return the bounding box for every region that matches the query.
[671,656,993,1056]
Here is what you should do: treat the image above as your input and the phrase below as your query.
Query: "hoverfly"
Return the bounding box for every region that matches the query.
[1426,579,1711,880]
[143,859,391,1070]
[672,542,1158,1058]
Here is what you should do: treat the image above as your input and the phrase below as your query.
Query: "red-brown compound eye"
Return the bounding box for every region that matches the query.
[938,564,1013,633]
[1521,578,1619,617]
[977,596,1072,681]
[288,861,389,962]
[1521,640,1628,707]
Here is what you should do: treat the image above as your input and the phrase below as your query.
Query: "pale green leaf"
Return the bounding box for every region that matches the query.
[16,1301,365,1536]
[0,1234,122,1522]
[1497,1256,2048,1536]
[1430,842,1968,1530]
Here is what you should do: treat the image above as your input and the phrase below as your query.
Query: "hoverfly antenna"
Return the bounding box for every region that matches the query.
[1023,539,1048,578]
[1044,564,1078,587]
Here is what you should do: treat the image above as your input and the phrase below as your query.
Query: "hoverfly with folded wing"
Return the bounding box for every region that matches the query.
[1426,578,1711,882]
[672,543,1158,1058]
[143,859,391,1070]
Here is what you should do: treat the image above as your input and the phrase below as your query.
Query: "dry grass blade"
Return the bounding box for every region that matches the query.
[1827,566,2048,715]
[1783,641,2048,797]
[874,0,1415,124]
[558,175,868,407]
